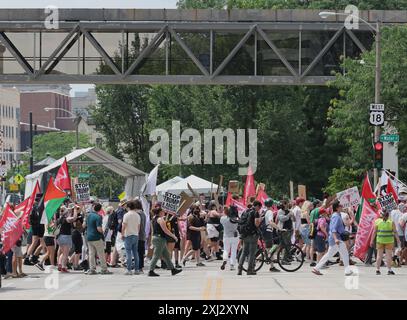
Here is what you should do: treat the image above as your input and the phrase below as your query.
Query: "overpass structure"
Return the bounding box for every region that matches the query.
[0,9,405,85]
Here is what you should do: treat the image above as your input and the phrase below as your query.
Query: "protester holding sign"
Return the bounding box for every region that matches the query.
[371,209,401,275]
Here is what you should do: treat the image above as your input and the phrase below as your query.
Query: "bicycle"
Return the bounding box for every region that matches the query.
[237,231,305,272]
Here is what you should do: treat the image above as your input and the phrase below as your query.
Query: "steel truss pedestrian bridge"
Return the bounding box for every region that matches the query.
[0,9,404,85]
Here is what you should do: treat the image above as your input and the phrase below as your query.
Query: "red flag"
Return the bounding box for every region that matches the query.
[55,158,71,191]
[20,181,41,229]
[353,200,380,262]
[386,178,399,203]
[0,203,15,229]
[361,173,376,204]
[231,198,246,215]
[0,209,23,254]
[225,192,232,206]
[256,189,269,206]
[242,166,256,206]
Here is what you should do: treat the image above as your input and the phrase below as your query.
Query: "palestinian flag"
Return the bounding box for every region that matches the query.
[355,173,376,223]
[40,177,67,225]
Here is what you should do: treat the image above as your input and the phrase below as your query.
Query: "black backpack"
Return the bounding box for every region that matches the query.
[108,211,118,231]
[258,210,269,238]
[237,208,257,238]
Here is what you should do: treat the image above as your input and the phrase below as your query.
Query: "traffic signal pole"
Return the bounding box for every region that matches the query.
[373,21,381,189]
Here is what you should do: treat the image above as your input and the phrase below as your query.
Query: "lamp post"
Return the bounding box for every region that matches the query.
[319,11,381,188]
[44,107,80,149]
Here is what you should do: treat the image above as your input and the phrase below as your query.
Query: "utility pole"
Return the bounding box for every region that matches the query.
[29,112,34,174]
[373,21,381,189]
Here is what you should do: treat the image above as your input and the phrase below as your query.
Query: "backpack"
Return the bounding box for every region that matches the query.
[308,220,317,239]
[108,211,118,231]
[237,208,257,238]
[258,210,269,238]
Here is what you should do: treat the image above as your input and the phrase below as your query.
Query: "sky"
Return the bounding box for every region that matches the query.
[1,0,177,8]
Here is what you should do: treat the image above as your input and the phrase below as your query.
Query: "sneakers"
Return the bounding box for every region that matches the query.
[171,268,183,276]
[35,263,45,271]
[100,270,113,275]
[230,265,235,271]
[220,261,227,270]
[247,270,257,275]
[60,268,69,273]
[24,258,33,266]
[182,259,187,267]
[73,266,83,271]
[175,264,182,269]
[269,267,281,272]
[345,271,354,276]
[388,270,395,275]
[310,262,316,267]
[312,268,323,276]
[57,264,62,272]
[133,270,140,275]
[85,269,97,275]
[237,268,242,276]
[196,262,206,267]
[376,270,381,275]
[124,270,133,275]
[148,270,160,277]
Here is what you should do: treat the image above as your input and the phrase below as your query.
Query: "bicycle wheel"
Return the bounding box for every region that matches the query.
[236,248,265,272]
[277,244,304,272]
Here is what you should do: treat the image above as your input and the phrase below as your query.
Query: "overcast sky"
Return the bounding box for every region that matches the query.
[1,0,177,8]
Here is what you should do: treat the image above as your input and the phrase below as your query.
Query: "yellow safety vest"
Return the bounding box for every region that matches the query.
[375,218,394,244]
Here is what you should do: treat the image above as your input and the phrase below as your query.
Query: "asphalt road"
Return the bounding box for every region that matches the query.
[1,259,406,300]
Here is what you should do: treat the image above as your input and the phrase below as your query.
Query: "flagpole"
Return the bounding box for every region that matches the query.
[385,169,407,189]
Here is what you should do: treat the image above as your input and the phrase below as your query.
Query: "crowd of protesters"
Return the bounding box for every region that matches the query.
[1,189,407,279]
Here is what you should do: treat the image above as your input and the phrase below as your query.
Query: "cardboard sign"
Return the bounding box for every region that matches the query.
[337,186,361,209]
[298,185,307,200]
[378,194,398,212]
[74,183,90,203]
[228,180,239,194]
[177,191,195,216]
[162,191,181,213]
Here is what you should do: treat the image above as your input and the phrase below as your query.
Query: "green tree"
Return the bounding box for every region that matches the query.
[33,132,91,162]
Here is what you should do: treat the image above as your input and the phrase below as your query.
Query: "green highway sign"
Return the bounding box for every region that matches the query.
[78,173,91,179]
[380,134,399,142]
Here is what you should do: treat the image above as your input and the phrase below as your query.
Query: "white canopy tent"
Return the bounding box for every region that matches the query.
[24,147,146,199]
[160,175,222,196]
[156,176,184,195]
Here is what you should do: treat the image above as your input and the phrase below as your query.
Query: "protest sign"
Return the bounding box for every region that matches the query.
[228,180,239,194]
[298,185,307,200]
[378,194,398,212]
[74,183,90,203]
[162,191,181,213]
[337,186,361,209]
[177,191,195,216]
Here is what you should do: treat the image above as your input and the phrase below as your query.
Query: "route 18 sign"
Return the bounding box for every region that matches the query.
[369,104,385,126]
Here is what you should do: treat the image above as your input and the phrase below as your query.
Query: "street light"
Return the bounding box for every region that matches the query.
[44,107,81,149]
[320,11,381,188]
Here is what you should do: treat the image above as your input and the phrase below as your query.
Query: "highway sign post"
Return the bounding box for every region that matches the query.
[369,104,385,126]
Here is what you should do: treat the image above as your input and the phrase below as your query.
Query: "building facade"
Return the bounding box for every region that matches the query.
[0,87,20,167]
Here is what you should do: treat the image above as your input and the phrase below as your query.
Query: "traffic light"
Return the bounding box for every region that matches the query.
[374,141,383,169]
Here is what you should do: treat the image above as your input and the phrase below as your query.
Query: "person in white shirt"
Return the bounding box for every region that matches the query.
[122,200,141,275]
[292,197,304,242]
[397,203,407,248]
[391,205,405,247]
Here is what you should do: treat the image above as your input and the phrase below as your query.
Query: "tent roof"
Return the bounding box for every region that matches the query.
[35,155,56,166]
[25,147,146,180]
[156,176,184,193]
[165,175,221,194]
